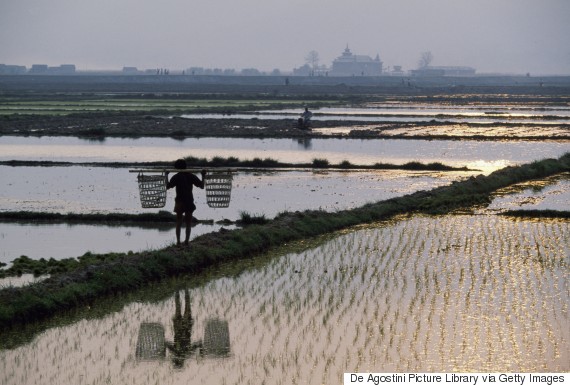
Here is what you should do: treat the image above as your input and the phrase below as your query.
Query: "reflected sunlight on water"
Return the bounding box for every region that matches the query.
[486,172,570,213]
[1,215,567,384]
[1,136,568,174]
[0,222,235,267]
[0,166,462,219]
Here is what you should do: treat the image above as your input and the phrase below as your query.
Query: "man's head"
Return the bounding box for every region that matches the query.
[174,159,187,170]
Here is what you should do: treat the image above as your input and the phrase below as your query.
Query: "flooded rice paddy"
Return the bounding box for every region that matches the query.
[1,133,567,265]
[0,165,460,266]
[1,97,569,382]
[181,103,570,125]
[1,215,568,384]
[486,172,570,213]
[0,222,234,266]
[1,136,569,173]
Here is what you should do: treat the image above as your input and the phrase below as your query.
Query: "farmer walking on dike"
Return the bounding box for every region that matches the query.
[165,159,206,247]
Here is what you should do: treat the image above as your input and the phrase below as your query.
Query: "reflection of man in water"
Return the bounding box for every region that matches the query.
[167,289,194,368]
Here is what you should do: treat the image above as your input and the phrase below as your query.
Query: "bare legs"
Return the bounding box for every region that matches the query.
[175,212,193,246]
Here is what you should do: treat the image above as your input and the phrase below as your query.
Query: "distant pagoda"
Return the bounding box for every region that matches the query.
[330,46,383,76]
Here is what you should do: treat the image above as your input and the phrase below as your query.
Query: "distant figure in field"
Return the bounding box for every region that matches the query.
[165,159,206,246]
[298,107,313,129]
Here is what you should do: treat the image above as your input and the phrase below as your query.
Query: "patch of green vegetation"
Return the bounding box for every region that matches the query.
[238,211,268,225]
[0,156,473,172]
[0,153,568,330]
[311,158,330,168]
[181,156,469,171]
[499,209,570,219]
[77,127,106,137]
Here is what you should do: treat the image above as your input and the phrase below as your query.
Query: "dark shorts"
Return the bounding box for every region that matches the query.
[174,200,196,214]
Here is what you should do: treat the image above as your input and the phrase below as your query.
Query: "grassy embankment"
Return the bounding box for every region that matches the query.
[0,156,472,171]
[0,153,568,330]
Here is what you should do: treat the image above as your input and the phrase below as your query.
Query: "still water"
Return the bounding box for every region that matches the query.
[486,172,570,213]
[180,104,570,125]
[1,215,567,384]
[1,136,569,173]
[0,222,234,266]
[0,166,461,265]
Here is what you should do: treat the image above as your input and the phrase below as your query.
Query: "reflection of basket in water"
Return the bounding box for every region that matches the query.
[205,172,233,208]
[137,173,167,209]
[202,318,230,356]
[136,322,166,360]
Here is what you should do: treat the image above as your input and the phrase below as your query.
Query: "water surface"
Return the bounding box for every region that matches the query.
[1,136,568,173]
[1,215,567,384]
[0,166,461,267]
[180,104,570,125]
[486,172,570,213]
[0,166,463,218]
[0,222,232,267]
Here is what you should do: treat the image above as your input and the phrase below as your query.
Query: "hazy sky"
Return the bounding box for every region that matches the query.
[1,0,569,74]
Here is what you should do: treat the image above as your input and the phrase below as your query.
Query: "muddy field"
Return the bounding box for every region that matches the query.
[2,115,570,140]
[0,114,359,138]
[1,75,569,140]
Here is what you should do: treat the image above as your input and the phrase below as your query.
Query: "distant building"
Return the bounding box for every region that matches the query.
[330,46,383,76]
[240,68,261,76]
[0,64,27,75]
[411,66,475,77]
[29,64,49,74]
[390,65,405,76]
[293,64,312,76]
[55,64,76,74]
[28,64,76,75]
[122,66,140,74]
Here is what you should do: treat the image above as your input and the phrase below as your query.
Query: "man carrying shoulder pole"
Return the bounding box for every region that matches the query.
[165,159,207,247]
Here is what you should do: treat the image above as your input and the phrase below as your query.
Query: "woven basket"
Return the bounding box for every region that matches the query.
[205,172,233,208]
[137,173,167,208]
[135,322,166,360]
[202,318,230,356]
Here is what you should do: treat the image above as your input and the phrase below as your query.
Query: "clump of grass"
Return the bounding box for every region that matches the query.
[239,211,268,225]
[338,160,353,169]
[169,129,187,138]
[499,209,570,219]
[312,158,330,168]
[247,157,280,168]
[78,127,106,137]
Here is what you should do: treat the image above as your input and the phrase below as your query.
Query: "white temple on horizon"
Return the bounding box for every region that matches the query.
[330,46,383,76]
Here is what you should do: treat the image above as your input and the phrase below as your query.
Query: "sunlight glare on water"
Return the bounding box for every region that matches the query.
[1,215,567,384]
[0,136,568,174]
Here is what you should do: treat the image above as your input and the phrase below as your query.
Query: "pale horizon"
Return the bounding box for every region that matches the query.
[1,0,569,75]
